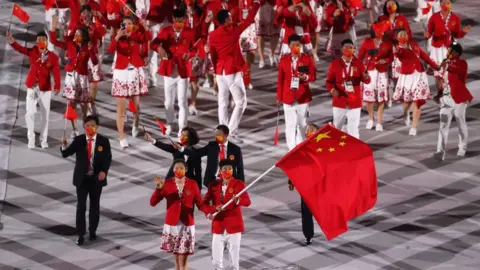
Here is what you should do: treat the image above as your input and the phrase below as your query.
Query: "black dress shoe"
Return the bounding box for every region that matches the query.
[305,238,312,245]
[89,233,97,241]
[76,236,84,246]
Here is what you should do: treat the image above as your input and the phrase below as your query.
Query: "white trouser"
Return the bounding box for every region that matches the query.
[436,99,468,153]
[164,75,188,131]
[212,232,242,270]
[332,107,361,139]
[216,71,247,135]
[26,87,52,143]
[284,103,308,150]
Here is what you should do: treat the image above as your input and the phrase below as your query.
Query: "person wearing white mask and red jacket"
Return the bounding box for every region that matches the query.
[203,158,251,270]
[6,31,61,149]
[433,42,473,160]
[277,34,316,150]
[326,39,370,139]
[151,8,197,138]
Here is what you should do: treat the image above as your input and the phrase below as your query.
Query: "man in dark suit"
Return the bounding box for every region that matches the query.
[174,125,244,187]
[61,115,112,245]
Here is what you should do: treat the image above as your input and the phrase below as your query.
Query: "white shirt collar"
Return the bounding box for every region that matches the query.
[86,134,97,142]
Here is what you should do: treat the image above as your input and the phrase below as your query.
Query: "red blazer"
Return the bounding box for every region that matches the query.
[146,0,176,24]
[186,9,207,41]
[276,0,317,44]
[277,53,316,105]
[324,1,354,34]
[67,0,101,34]
[150,178,208,226]
[378,14,412,42]
[394,42,439,75]
[200,0,240,27]
[151,26,197,78]
[108,30,149,69]
[208,2,261,75]
[326,57,370,109]
[9,42,61,91]
[203,178,251,234]
[427,12,466,48]
[50,31,98,75]
[357,38,393,73]
[445,58,473,104]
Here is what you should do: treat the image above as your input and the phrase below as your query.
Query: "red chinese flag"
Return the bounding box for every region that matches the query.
[63,104,78,121]
[154,117,167,135]
[43,0,55,11]
[128,98,137,113]
[13,4,30,23]
[347,0,362,10]
[422,3,432,15]
[275,124,377,240]
[273,126,279,146]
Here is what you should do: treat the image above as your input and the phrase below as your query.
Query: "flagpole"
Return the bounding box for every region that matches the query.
[211,164,277,218]
[7,6,13,32]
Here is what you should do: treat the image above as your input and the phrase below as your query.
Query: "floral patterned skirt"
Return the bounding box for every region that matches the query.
[393,70,430,103]
[391,57,401,79]
[63,71,90,103]
[362,69,389,103]
[88,57,103,82]
[240,23,258,52]
[160,223,195,255]
[111,66,148,98]
[430,45,448,78]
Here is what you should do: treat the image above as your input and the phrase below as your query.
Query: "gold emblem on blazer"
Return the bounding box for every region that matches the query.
[353,67,358,73]
[398,21,403,26]
[98,146,103,152]
[229,155,235,160]
[228,188,234,193]
[185,189,191,195]
[451,21,456,26]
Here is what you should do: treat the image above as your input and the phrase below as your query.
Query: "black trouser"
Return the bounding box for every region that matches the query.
[301,199,314,239]
[76,175,103,237]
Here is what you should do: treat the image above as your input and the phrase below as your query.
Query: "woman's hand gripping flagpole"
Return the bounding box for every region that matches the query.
[208,165,277,220]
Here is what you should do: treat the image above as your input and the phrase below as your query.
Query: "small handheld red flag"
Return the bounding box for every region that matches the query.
[64,104,78,121]
[154,117,167,135]
[13,4,30,23]
[128,98,137,113]
[422,3,432,15]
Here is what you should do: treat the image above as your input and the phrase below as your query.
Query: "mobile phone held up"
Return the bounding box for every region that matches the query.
[121,23,126,30]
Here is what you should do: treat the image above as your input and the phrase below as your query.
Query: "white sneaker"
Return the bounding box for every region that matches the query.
[314,55,320,62]
[41,141,49,149]
[119,138,129,148]
[404,112,411,126]
[165,125,172,136]
[365,120,374,130]
[28,140,35,149]
[375,123,383,132]
[259,60,265,69]
[457,149,466,157]
[409,128,417,136]
[270,55,278,67]
[189,105,197,115]
[71,129,80,139]
[132,126,139,138]
[248,83,253,90]
[413,16,421,22]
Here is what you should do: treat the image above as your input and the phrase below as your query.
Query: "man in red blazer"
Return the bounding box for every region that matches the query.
[326,39,370,139]
[434,42,473,160]
[277,34,316,150]
[151,9,196,137]
[208,1,263,143]
[204,159,251,270]
[7,31,61,149]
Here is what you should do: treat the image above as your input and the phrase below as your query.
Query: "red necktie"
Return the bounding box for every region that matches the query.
[219,144,225,161]
[87,138,93,172]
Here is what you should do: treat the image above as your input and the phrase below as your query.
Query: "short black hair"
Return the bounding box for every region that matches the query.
[217,9,230,25]
[173,8,186,18]
[368,27,376,38]
[181,127,200,146]
[123,15,135,23]
[288,34,302,44]
[341,39,354,47]
[450,42,463,56]
[216,125,229,136]
[383,0,401,16]
[36,31,48,38]
[219,158,234,168]
[80,4,92,13]
[84,115,99,125]
[173,159,187,167]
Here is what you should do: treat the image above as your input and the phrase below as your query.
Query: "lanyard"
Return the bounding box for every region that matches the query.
[342,59,353,80]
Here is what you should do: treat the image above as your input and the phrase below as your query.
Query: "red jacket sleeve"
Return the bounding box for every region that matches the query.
[49,31,68,50]
[193,182,210,214]
[150,188,165,206]
[326,61,337,93]
[224,181,251,210]
[89,47,99,66]
[307,55,316,82]
[447,59,467,79]
[52,54,61,90]
[9,41,30,56]
[358,40,367,64]
[418,45,439,70]
[209,39,218,70]
[237,2,261,35]
[202,185,215,214]
[359,61,370,84]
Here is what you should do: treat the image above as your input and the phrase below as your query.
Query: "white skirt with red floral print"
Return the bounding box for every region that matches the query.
[111,66,148,98]
[392,70,431,103]
[362,69,389,103]
[160,223,195,255]
[429,45,447,78]
[88,57,103,83]
[240,23,258,53]
[63,71,90,103]
[391,56,402,79]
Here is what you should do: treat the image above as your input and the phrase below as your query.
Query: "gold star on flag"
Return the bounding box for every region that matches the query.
[329,147,335,152]
[315,131,331,142]
[316,148,323,152]
[341,135,347,139]
[339,141,346,147]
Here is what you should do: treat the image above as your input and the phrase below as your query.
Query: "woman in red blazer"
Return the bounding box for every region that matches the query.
[359,24,393,132]
[324,0,355,57]
[50,16,98,137]
[108,15,149,148]
[150,160,209,270]
[391,29,439,136]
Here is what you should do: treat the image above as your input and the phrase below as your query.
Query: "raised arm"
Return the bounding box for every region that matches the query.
[61,136,79,158]
[49,31,68,50]
[153,140,177,154]
[237,1,262,34]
